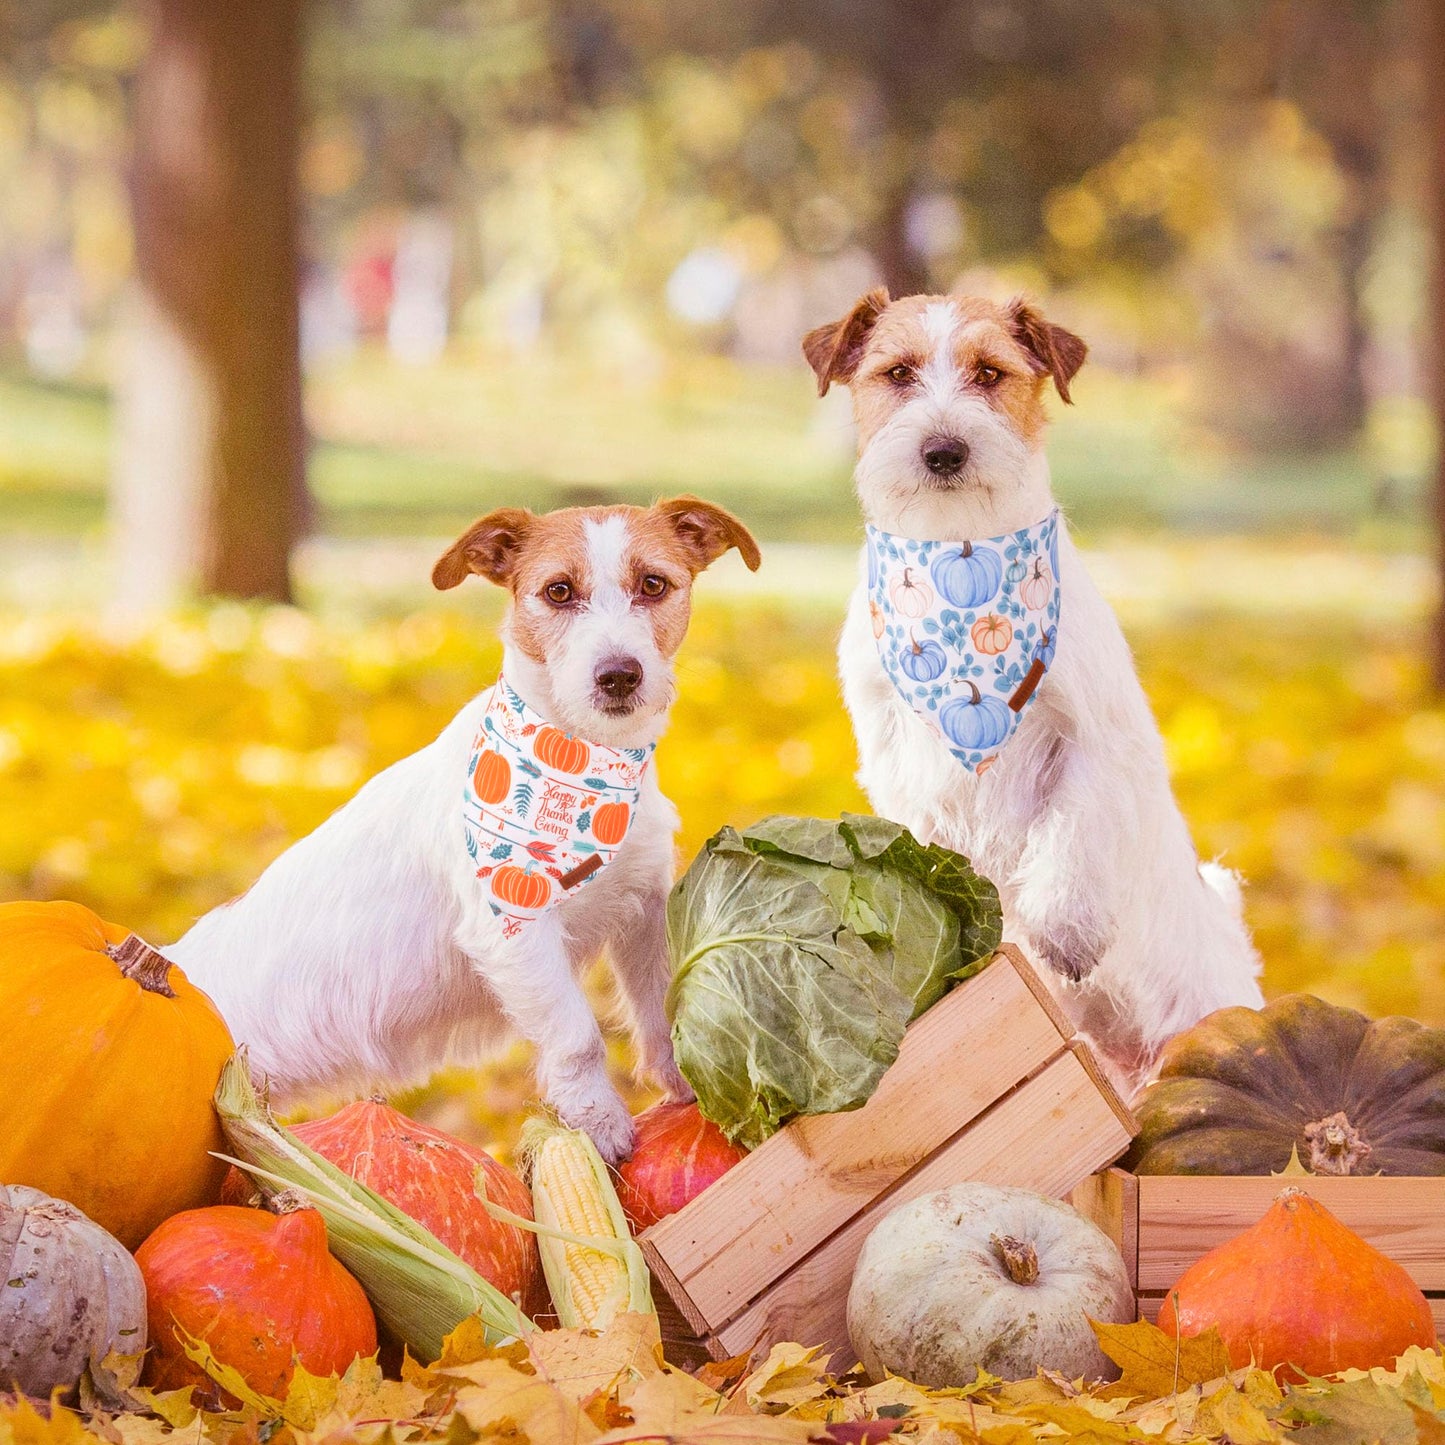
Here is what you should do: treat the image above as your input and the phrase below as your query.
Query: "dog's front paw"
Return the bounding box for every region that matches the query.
[1033,915,1112,983]
[557,1089,638,1167]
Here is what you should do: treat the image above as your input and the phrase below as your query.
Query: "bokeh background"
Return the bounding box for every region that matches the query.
[2,0,1443,1145]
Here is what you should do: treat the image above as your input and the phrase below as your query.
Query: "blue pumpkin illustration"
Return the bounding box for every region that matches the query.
[900,631,947,682]
[1005,559,1028,586]
[939,681,1012,752]
[1036,626,1057,668]
[932,541,1003,609]
[867,540,880,591]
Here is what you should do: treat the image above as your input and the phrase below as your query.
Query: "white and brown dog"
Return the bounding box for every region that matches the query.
[807,289,1262,1089]
[168,497,760,1163]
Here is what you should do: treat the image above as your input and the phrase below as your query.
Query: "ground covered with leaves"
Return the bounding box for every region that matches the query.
[9,1315,1445,1445]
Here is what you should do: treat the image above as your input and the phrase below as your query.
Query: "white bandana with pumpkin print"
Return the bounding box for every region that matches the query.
[865,509,1062,774]
[463,679,654,936]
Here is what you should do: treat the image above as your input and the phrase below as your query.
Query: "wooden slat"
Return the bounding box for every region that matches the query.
[1138,1291,1445,1340]
[710,1047,1136,1365]
[641,948,1072,1329]
[1070,1167,1139,1292]
[1136,1175,1445,1292]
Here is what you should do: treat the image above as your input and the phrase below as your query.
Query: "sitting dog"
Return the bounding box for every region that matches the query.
[169,497,760,1163]
[806,289,1262,1089]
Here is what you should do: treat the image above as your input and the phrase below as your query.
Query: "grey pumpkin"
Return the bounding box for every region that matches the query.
[0,1184,147,1397]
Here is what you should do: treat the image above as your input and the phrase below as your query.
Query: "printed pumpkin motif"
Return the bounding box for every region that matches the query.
[492,865,552,912]
[900,634,947,682]
[889,567,933,618]
[1019,558,1053,612]
[939,683,1012,752]
[865,511,1061,774]
[970,614,1013,656]
[932,541,1003,609]
[591,801,631,847]
[534,727,589,775]
[471,750,510,805]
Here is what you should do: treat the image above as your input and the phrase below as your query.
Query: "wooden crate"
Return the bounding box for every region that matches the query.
[641,944,1137,1367]
[1071,1167,1445,1334]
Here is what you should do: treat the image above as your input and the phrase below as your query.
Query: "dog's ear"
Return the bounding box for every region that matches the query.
[802,287,890,396]
[655,496,761,573]
[432,508,534,589]
[1006,299,1088,404]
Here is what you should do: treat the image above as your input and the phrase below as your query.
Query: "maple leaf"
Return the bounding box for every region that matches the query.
[1091,1318,1234,1398]
[740,1344,834,1413]
[1278,1375,1417,1445]
[527,1313,664,1404]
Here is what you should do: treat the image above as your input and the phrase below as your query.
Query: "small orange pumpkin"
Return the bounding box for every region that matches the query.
[472,749,510,804]
[869,600,885,638]
[492,865,552,911]
[1159,1187,1435,1380]
[970,614,1013,655]
[592,801,631,847]
[535,727,590,775]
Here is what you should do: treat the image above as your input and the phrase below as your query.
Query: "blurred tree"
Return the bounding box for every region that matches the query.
[1430,0,1445,690]
[111,0,305,608]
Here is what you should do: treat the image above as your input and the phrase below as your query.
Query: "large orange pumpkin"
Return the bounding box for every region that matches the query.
[0,900,235,1250]
[535,727,589,775]
[289,1099,541,1307]
[591,800,631,847]
[492,865,551,911]
[472,749,510,804]
[1159,1187,1435,1379]
[136,1202,377,1400]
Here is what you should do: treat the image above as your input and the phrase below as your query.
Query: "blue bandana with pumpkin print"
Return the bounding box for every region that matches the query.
[865,510,1062,774]
[463,679,654,937]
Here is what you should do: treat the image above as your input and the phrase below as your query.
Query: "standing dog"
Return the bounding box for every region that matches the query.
[169,497,760,1163]
[807,290,1261,1087]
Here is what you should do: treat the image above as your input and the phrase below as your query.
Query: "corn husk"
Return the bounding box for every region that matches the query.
[213,1050,531,1360]
[502,1116,654,1330]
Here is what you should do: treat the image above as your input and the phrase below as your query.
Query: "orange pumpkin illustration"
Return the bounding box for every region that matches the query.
[592,801,631,847]
[889,567,933,619]
[492,865,552,911]
[1019,558,1053,612]
[970,613,1013,655]
[535,727,589,775]
[472,749,510,804]
[869,600,885,639]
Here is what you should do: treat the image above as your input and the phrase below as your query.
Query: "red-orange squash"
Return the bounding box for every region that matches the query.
[617,1101,747,1230]
[492,865,551,911]
[0,901,235,1250]
[289,1098,540,1305]
[1159,1187,1435,1379]
[591,801,631,848]
[136,1203,377,1400]
[535,727,589,775]
[472,749,510,804]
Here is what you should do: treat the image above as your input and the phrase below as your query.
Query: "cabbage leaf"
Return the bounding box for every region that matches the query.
[666,813,1003,1148]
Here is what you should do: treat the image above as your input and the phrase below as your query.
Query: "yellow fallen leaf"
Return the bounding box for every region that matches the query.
[528,1313,664,1403]
[177,1327,286,1417]
[1091,1318,1234,1398]
[1196,1383,1278,1444]
[740,1343,834,1412]
[453,1359,600,1444]
[0,1397,95,1445]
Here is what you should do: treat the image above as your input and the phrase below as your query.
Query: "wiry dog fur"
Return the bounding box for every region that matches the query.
[168,497,760,1163]
[808,290,1262,1089]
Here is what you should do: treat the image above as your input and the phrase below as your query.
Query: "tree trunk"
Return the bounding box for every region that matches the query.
[1431,0,1445,691]
[111,0,306,610]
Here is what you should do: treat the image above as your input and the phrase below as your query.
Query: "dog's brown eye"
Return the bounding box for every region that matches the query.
[639,575,668,599]
[976,365,1003,387]
[886,364,914,385]
[544,580,574,606]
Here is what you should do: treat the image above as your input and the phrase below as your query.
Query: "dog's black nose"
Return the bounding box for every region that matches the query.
[595,658,643,700]
[922,438,969,477]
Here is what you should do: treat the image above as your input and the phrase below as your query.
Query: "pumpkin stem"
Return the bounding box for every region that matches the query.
[966,680,982,705]
[108,934,177,999]
[1302,1111,1373,1176]
[267,1189,310,1215]
[991,1233,1040,1286]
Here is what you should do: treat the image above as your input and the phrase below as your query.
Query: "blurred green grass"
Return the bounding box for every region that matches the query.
[0,357,1429,544]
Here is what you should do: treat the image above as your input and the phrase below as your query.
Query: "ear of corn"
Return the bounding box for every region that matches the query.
[213,1049,532,1361]
[510,1116,654,1331]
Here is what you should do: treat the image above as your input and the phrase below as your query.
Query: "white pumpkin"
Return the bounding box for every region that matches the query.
[847,1182,1134,1385]
[0,1184,147,1396]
